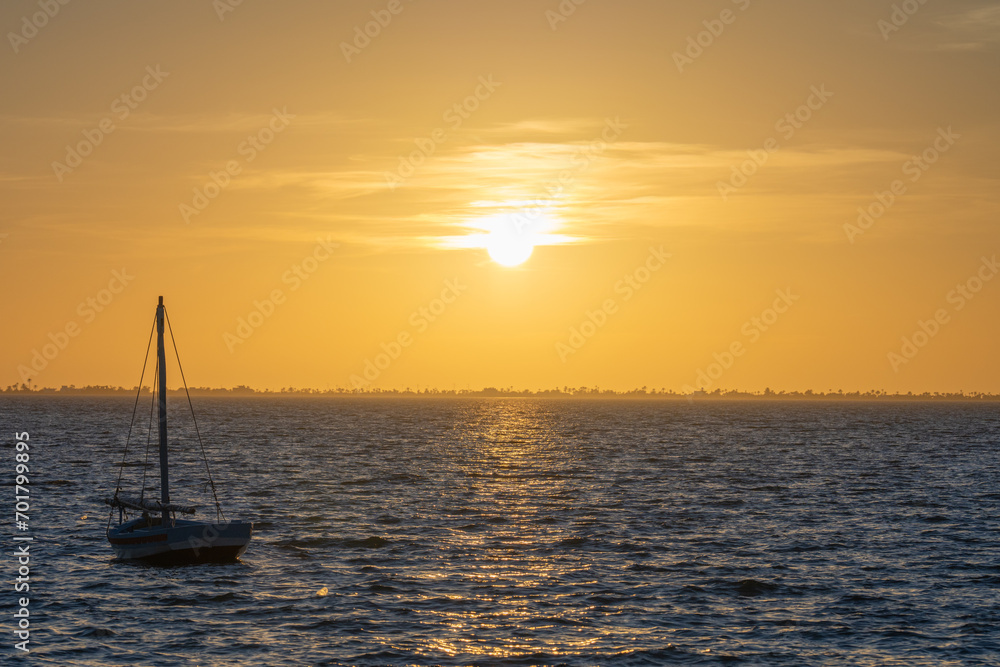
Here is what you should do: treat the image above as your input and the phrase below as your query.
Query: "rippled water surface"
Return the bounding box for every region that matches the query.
[2,397,999,665]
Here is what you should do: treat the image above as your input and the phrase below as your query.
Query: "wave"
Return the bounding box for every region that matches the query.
[77,626,116,637]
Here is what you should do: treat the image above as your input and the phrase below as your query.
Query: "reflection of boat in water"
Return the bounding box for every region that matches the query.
[105,297,252,564]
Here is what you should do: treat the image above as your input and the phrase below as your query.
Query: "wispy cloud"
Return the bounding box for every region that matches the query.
[206,120,950,247]
[932,4,1000,50]
[1,110,979,253]
[0,111,364,132]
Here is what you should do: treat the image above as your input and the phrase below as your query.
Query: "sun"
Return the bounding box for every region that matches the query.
[441,206,576,266]
[486,223,534,267]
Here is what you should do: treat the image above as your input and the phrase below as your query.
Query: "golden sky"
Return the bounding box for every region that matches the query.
[2,0,999,393]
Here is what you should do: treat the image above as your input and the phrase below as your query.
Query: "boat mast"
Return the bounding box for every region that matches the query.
[156,296,170,525]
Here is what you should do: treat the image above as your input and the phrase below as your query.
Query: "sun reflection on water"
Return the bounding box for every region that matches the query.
[395,399,612,657]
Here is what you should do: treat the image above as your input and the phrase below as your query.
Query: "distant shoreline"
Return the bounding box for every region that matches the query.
[2,386,998,401]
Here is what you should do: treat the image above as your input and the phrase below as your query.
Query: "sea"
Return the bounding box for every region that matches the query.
[2,397,999,666]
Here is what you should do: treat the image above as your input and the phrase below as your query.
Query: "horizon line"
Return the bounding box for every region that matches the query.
[3,384,999,401]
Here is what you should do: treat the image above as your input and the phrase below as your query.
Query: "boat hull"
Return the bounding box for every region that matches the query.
[108,519,253,564]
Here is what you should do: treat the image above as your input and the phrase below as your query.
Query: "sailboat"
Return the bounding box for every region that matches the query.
[105,296,253,564]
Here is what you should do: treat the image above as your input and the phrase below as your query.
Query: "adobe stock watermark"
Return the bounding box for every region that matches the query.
[878,0,930,41]
[16,269,135,384]
[673,0,753,73]
[844,126,959,243]
[888,254,998,372]
[213,0,244,21]
[51,65,169,182]
[179,107,294,223]
[7,0,71,54]
[682,288,799,394]
[545,0,588,31]
[556,246,670,362]
[717,84,833,201]
[508,116,627,235]
[224,236,338,352]
[12,431,32,653]
[186,519,235,555]
[340,0,417,64]
[384,75,501,190]
[350,278,468,388]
